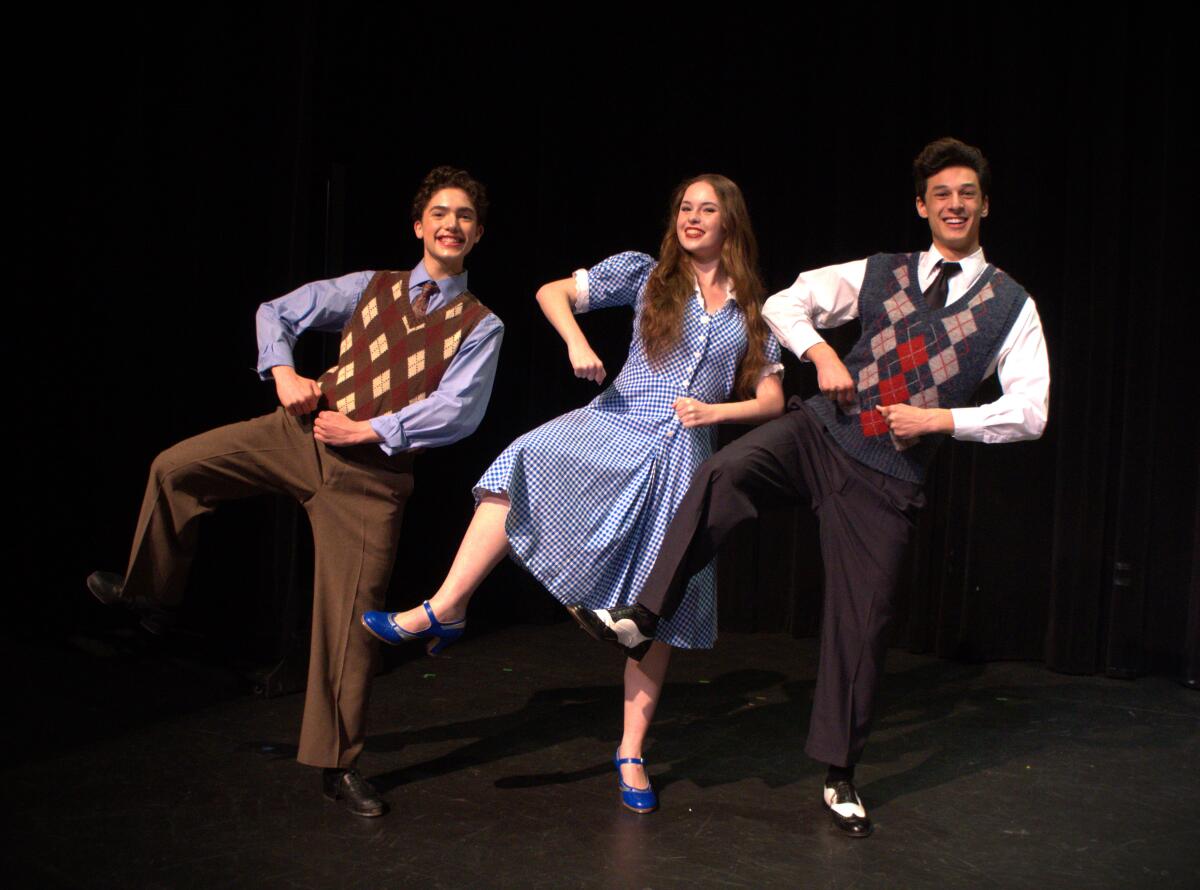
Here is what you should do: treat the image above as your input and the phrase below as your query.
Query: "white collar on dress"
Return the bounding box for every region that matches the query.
[691,278,737,311]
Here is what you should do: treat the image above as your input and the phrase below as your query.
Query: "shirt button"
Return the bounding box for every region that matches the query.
[700,316,710,325]
[666,429,675,438]
[693,351,701,358]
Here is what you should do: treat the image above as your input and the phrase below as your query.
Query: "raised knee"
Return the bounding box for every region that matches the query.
[705,450,755,496]
[148,443,195,489]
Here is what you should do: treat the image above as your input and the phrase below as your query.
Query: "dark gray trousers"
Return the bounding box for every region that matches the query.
[640,398,924,767]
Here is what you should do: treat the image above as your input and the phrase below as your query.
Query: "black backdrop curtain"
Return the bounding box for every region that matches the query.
[19,5,1196,685]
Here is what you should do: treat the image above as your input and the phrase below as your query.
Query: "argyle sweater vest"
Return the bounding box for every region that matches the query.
[806,252,1028,484]
[318,271,491,423]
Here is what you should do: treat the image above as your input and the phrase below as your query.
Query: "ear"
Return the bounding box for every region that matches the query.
[915,194,929,219]
[981,196,990,218]
[414,219,423,240]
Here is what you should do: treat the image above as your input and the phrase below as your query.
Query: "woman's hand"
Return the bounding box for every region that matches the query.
[674,397,721,428]
[569,340,606,385]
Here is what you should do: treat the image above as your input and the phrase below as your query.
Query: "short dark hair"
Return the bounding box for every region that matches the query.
[913,138,991,199]
[410,166,489,225]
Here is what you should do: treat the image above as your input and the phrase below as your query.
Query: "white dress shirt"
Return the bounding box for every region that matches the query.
[762,246,1049,443]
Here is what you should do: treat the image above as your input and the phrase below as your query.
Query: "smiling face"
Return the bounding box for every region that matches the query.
[916,166,989,260]
[675,180,726,263]
[414,187,483,277]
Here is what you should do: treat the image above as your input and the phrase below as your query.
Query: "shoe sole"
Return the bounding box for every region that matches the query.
[360,614,397,645]
[824,802,873,838]
[87,573,126,607]
[565,604,609,642]
[324,791,386,818]
[623,803,658,814]
[566,605,654,661]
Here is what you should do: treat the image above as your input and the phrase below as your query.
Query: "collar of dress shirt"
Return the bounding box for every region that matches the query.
[409,260,469,311]
[919,245,987,304]
[691,278,737,312]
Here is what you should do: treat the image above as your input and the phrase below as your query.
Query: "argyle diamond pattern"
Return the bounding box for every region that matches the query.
[852,256,998,439]
[316,270,491,423]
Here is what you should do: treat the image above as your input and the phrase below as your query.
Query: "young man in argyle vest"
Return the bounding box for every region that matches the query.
[571,138,1050,837]
[88,166,504,817]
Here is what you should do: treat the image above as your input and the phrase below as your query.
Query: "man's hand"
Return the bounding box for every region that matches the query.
[877,403,954,440]
[272,366,323,416]
[673,397,720,428]
[313,411,383,446]
[568,339,606,385]
[806,343,857,408]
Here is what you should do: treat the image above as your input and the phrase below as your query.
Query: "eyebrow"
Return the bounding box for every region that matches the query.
[429,204,475,214]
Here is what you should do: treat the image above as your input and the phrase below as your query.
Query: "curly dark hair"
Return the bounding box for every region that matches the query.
[410,166,489,224]
[913,138,991,199]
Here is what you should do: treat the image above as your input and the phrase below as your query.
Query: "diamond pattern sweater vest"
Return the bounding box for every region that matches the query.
[806,252,1028,484]
[318,271,492,424]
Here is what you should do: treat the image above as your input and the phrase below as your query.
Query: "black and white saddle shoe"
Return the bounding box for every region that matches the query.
[565,603,658,661]
[823,780,873,838]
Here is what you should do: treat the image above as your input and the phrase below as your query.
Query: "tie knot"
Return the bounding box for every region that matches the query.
[939,261,962,278]
[412,279,440,318]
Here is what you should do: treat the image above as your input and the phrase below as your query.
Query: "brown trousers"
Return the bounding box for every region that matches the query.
[639,398,924,768]
[122,407,412,768]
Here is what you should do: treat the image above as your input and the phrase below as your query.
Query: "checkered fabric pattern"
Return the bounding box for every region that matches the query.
[475,251,781,649]
[317,271,491,422]
[806,252,1028,483]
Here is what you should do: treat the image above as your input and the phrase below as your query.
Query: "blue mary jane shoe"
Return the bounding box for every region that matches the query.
[361,601,465,655]
[614,752,658,814]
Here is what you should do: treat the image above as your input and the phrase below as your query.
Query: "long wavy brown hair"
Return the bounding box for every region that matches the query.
[640,174,769,399]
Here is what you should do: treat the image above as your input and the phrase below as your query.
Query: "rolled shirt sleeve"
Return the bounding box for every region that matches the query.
[572,251,655,315]
[760,330,784,380]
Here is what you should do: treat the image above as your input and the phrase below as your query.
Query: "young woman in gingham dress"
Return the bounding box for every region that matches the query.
[363,175,784,812]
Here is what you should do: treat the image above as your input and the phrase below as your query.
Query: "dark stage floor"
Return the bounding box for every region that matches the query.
[6,620,1199,889]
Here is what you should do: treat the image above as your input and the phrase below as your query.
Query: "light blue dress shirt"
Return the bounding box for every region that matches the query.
[255,261,504,455]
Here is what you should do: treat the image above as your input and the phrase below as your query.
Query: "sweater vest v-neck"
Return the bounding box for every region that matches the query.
[806,252,1028,484]
[318,270,492,424]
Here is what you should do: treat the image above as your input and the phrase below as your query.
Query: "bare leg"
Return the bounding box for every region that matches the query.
[618,640,672,789]
[389,494,511,631]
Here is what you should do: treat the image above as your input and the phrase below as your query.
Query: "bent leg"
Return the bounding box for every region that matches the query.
[641,405,841,621]
[122,408,320,604]
[387,493,512,632]
[298,452,412,768]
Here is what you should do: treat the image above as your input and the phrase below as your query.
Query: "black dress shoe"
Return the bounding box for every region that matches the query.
[87,571,177,636]
[322,768,387,818]
[87,571,129,606]
[823,780,873,838]
[565,603,658,661]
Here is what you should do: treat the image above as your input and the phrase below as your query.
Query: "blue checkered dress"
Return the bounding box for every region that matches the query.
[476,252,781,649]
